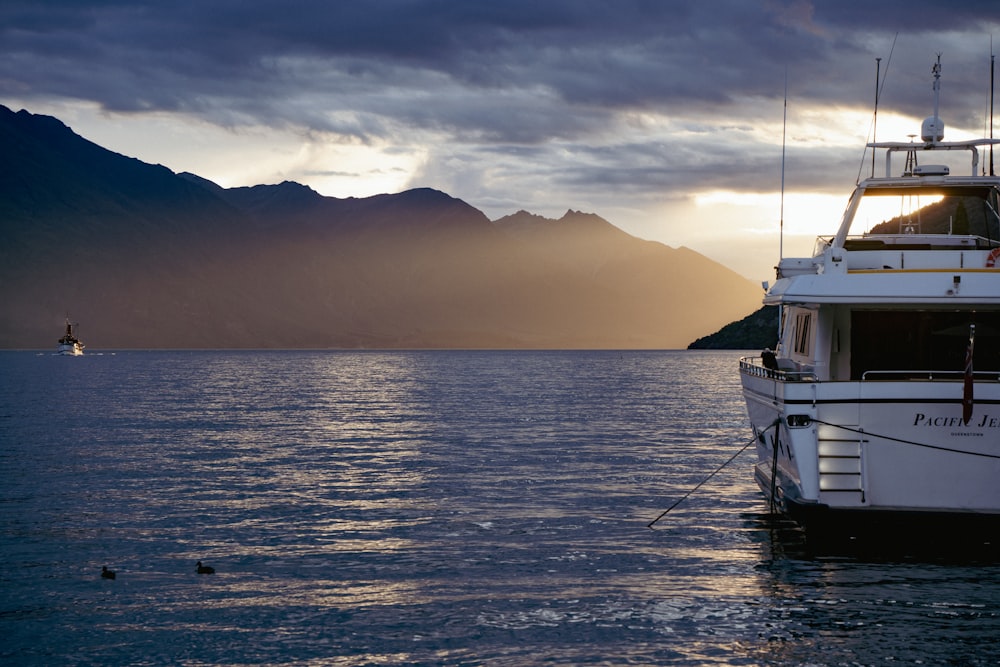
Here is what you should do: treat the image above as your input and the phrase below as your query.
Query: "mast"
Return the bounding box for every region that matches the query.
[780,70,787,261]
[872,57,881,178]
[991,49,995,176]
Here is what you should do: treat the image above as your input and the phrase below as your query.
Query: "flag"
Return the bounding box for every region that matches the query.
[962,324,976,425]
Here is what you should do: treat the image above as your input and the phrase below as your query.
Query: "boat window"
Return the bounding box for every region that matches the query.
[853,190,1000,240]
[793,312,812,356]
[850,310,1000,379]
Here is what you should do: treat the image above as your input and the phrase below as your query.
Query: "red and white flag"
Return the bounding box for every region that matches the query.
[962,324,976,425]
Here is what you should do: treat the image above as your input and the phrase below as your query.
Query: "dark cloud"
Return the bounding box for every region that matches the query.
[3,0,1000,271]
[4,1,998,138]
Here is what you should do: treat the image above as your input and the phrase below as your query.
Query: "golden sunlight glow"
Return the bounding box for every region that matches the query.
[298,142,426,199]
[694,190,849,237]
[192,128,425,198]
[851,193,945,234]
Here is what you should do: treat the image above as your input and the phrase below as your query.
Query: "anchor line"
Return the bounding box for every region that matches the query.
[810,419,1000,460]
[769,428,781,515]
[647,420,780,529]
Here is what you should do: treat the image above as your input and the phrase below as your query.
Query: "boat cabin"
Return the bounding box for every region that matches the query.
[771,178,1000,384]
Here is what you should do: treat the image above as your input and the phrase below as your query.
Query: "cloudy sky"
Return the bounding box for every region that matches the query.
[3,1,999,280]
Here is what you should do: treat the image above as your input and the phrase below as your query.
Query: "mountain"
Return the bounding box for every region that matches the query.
[0,104,762,349]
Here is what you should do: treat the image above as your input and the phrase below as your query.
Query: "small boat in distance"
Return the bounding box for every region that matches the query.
[57,318,85,356]
[740,55,1000,544]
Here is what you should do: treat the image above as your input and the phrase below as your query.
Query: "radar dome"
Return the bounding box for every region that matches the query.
[921,116,944,143]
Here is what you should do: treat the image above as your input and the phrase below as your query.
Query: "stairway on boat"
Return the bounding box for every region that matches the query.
[817,422,865,506]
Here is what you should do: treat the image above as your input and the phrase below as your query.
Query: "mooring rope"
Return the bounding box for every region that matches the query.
[647,419,780,529]
[769,427,781,514]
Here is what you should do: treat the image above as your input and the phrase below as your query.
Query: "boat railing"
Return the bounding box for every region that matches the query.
[743,359,1000,383]
[861,369,1000,382]
[815,234,1000,252]
[739,357,817,382]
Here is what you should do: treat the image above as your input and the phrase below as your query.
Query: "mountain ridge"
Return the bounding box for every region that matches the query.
[0,104,761,349]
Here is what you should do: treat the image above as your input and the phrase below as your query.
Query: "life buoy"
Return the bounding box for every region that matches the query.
[988,247,1000,268]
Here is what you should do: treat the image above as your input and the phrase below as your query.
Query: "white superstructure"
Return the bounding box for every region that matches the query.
[740,56,1000,537]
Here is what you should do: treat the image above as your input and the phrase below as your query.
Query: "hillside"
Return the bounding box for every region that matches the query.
[687,306,778,350]
[0,105,762,349]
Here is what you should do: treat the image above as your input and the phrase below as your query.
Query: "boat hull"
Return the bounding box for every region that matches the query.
[740,365,1000,533]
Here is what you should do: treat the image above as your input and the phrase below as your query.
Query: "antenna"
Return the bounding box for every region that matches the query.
[872,57,881,178]
[856,33,896,185]
[991,40,995,176]
[933,53,942,120]
[922,53,945,143]
[780,68,787,261]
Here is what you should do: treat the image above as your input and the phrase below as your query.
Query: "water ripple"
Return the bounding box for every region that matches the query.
[2,350,999,665]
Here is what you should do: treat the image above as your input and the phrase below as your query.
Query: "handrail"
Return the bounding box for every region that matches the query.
[861,369,1000,381]
[740,358,1000,383]
[739,357,817,382]
[814,234,1000,253]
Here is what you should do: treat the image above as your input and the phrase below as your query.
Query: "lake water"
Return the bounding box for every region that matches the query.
[1,350,998,665]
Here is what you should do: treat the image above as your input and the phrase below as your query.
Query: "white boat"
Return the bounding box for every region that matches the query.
[740,56,1000,541]
[57,318,85,356]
